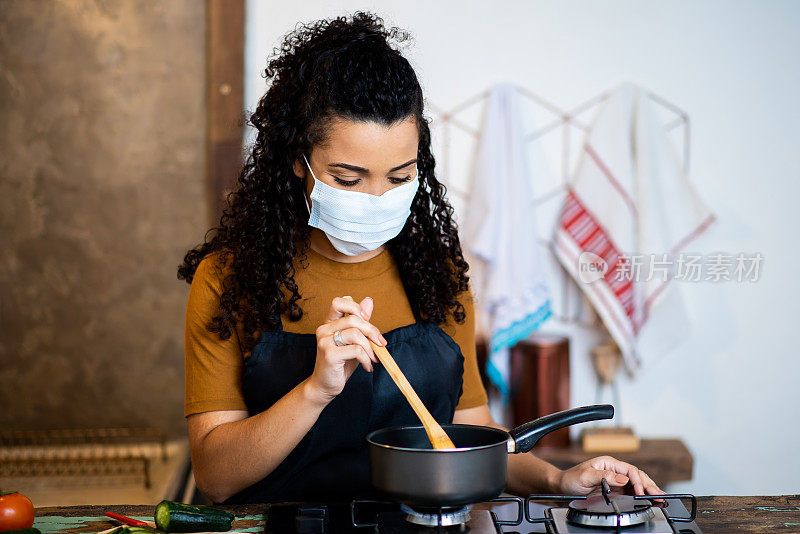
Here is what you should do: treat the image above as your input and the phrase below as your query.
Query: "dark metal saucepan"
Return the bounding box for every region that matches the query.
[366,404,614,507]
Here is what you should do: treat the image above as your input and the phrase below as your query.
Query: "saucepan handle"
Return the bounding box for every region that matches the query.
[508,404,614,454]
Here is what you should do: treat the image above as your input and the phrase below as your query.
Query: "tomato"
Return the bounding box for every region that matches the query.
[0,491,34,531]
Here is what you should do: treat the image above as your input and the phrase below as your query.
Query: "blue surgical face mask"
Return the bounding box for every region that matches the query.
[302,154,419,256]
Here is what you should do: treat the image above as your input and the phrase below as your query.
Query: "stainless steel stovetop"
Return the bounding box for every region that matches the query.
[264,493,701,533]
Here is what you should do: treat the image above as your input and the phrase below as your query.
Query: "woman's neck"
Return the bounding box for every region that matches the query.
[308,228,386,263]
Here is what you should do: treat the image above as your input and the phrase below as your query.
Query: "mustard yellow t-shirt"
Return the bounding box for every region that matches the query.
[184,247,488,417]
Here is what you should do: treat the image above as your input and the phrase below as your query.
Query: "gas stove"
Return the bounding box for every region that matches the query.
[264,492,701,533]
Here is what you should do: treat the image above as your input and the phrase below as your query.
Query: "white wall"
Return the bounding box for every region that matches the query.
[245,0,800,496]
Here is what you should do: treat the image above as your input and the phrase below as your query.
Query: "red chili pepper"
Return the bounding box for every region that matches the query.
[105,512,149,527]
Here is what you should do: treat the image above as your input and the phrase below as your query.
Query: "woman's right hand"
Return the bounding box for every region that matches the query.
[307,296,387,403]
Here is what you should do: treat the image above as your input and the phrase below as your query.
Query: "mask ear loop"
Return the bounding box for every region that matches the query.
[301,154,313,216]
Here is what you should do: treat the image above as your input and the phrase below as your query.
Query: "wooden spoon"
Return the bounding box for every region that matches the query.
[343,296,456,449]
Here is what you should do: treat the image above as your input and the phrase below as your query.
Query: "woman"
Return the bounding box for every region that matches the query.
[179,12,664,504]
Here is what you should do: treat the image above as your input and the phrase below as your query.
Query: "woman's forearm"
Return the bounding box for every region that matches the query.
[506,452,563,495]
[191,377,330,503]
[482,420,562,495]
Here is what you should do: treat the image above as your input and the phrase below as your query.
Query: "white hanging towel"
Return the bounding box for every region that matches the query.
[553,82,715,371]
[464,83,552,397]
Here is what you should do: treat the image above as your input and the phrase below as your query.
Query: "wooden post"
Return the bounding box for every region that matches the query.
[206,0,245,225]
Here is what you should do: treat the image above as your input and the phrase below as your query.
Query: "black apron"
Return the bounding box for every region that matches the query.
[222,315,465,504]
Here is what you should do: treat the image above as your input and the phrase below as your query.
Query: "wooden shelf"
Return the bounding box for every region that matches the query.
[534,438,693,485]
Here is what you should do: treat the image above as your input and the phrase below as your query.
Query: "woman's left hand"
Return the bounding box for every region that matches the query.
[554,455,666,496]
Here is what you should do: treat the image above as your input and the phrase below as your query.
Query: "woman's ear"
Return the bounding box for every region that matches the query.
[292,157,306,180]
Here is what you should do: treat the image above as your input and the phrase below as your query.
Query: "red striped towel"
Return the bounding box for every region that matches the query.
[554,82,714,370]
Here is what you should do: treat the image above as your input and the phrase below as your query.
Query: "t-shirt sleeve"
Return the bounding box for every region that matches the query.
[184,255,249,417]
[442,287,489,411]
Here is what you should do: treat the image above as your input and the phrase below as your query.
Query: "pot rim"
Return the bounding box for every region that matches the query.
[366,424,510,453]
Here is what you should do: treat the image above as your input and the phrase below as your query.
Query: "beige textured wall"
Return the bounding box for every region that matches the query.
[0,1,207,438]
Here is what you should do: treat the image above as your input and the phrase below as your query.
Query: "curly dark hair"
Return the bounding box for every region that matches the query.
[178,11,470,350]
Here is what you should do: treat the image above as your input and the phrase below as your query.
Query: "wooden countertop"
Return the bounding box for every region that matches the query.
[33,495,800,533]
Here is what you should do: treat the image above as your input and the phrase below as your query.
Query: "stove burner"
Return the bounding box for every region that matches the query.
[400,504,472,527]
[566,494,655,527]
[563,477,656,528]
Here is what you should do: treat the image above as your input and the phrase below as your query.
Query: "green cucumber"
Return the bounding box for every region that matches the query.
[2,529,41,534]
[154,500,234,533]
